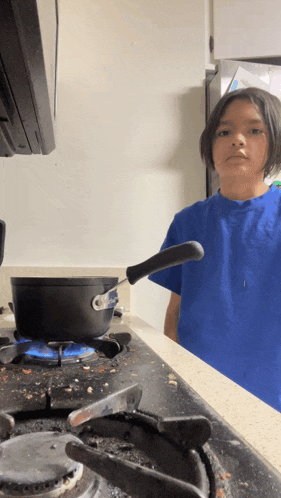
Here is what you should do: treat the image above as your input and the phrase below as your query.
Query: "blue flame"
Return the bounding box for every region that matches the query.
[16,337,95,358]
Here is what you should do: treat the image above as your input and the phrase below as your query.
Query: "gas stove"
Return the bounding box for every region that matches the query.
[0,323,281,498]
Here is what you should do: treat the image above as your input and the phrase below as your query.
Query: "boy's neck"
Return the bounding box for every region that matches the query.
[219,178,270,201]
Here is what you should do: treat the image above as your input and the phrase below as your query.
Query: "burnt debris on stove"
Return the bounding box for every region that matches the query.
[65,386,213,498]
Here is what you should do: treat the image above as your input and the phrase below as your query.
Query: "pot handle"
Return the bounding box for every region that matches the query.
[126,240,204,285]
[92,241,204,311]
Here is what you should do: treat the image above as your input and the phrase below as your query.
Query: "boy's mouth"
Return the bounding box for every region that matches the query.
[227,153,248,160]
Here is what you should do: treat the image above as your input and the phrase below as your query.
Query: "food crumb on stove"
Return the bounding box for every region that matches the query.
[0,367,6,371]
[168,380,178,387]
[168,373,176,380]
[87,387,93,393]
[22,369,32,375]
[221,473,231,479]
[117,443,134,451]
[0,375,8,383]
[110,369,116,373]
[131,373,138,376]
[74,379,79,382]
[104,383,109,387]
[25,394,33,399]
[98,366,105,373]
[65,388,72,392]
[216,489,225,497]
[83,366,90,371]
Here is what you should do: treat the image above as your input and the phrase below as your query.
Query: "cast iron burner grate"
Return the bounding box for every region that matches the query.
[0,384,217,498]
[0,411,215,498]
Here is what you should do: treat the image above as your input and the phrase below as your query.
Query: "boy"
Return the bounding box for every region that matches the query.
[149,87,281,412]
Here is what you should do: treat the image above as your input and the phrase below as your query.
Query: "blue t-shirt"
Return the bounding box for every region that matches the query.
[149,185,281,412]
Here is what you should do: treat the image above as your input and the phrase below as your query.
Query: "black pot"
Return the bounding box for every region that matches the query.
[11,277,118,342]
[11,241,204,344]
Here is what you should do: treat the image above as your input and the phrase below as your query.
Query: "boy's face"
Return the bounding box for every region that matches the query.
[212,99,269,182]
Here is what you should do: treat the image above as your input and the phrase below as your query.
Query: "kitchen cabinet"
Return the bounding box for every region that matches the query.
[0,0,57,156]
[213,0,281,60]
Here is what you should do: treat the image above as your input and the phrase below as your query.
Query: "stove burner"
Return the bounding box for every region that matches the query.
[16,338,97,366]
[0,432,85,498]
[0,332,131,365]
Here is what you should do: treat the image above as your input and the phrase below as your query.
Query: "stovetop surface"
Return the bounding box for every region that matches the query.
[1,328,281,498]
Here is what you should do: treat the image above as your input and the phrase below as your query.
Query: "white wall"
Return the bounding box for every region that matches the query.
[0,0,206,331]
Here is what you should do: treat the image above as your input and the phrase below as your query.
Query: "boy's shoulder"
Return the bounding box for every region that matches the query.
[175,193,218,221]
[175,184,281,221]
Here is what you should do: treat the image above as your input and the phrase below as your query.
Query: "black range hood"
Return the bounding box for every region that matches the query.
[0,0,58,157]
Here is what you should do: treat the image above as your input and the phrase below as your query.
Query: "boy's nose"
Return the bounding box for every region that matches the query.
[232,134,245,146]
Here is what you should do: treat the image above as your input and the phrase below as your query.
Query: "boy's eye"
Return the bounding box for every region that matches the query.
[217,130,229,137]
[251,128,262,135]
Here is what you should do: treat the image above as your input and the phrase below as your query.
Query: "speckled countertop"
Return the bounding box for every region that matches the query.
[123,315,281,477]
[0,311,280,477]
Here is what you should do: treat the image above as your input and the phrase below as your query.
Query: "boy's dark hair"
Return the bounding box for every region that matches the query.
[200,87,281,178]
